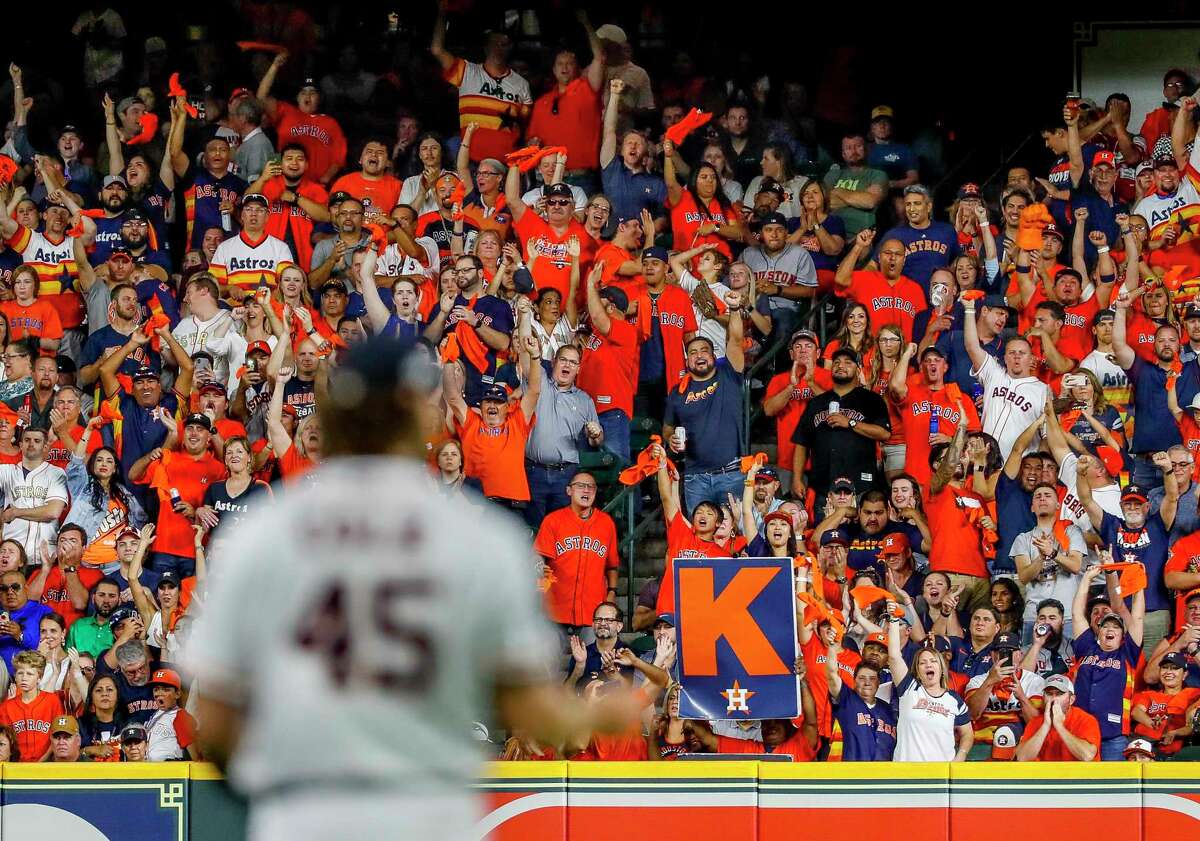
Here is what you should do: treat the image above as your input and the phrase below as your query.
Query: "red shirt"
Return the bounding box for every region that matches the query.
[1131,687,1200,754]
[273,102,347,180]
[840,271,927,342]
[895,377,982,485]
[28,565,103,628]
[534,506,620,626]
[1165,531,1200,631]
[924,483,989,577]
[801,635,860,738]
[1024,289,1100,361]
[328,172,403,216]
[667,191,737,258]
[594,242,644,302]
[259,176,330,271]
[1018,706,1101,760]
[765,367,834,472]
[655,512,732,615]
[1127,311,1168,363]
[527,78,602,170]
[633,285,698,391]
[513,213,597,304]
[147,450,228,557]
[577,318,641,417]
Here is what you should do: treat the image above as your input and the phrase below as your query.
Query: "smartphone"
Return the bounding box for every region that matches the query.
[246,358,258,374]
[997,650,1014,669]
[194,357,214,378]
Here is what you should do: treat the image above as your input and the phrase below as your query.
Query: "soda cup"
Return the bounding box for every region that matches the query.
[928,405,940,441]
[828,400,840,416]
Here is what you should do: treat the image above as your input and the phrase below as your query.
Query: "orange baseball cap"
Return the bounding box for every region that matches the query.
[879,533,910,556]
[864,632,887,648]
[149,669,182,690]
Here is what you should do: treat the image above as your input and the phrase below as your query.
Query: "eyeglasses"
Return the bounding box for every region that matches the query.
[570,482,597,490]
[2,354,28,361]
[1172,461,1192,468]
[1166,81,1187,88]
[478,170,501,178]
[594,616,621,624]
[557,358,580,367]
[0,583,23,592]
[80,665,95,674]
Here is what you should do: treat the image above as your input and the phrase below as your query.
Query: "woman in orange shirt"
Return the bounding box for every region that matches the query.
[1,266,63,351]
[821,302,875,370]
[267,369,322,483]
[662,141,745,259]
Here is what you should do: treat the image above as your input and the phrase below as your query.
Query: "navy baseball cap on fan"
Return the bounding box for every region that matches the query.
[760,211,788,229]
[121,724,148,744]
[299,78,319,93]
[654,613,675,628]
[109,245,132,259]
[1093,308,1116,325]
[993,631,1021,651]
[198,381,226,396]
[108,606,138,629]
[599,286,629,312]
[241,193,269,209]
[158,571,181,589]
[480,384,509,404]
[1121,484,1149,503]
[982,294,1009,310]
[1042,223,1063,240]
[124,207,148,223]
[957,182,982,200]
[320,280,347,297]
[184,413,214,433]
[920,345,946,360]
[830,346,860,365]
[543,183,573,200]
[642,246,669,263]
[820,528,848,547]
[756,466,779,481]
[328,191,356,206]
[512,265,535,294]
[831,477,856,494]
[1161,651,1189,670]
[1100,611,1126,630]
[132,366,160,381]
[1183,303,1200,321]
[758,181,786,200]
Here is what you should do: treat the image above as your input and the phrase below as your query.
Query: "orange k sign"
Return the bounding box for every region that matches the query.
[678,566,791,676]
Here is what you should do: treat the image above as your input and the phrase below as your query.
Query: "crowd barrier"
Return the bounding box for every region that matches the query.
[0,761,1197,839]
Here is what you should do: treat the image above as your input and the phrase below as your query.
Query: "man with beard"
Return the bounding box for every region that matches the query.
[89,175,133,266]
[257,56,348,185]
[815,489,929,574]
[79,283,159,388]
[416,175,480,259]
[1079,455,1178,655]
[1113,292,1195,488]
[330,139,403,217]
[890,343,982,484]
[1012,484,1086,640]
[664,302,746,513]
[248,144,331,272]
[823,133,888,237]
[565,602,635,688]
[183,135,247,250]
[65,578,121,658]
[101,639,159,724]
[879,184,958,290]
[741,213,817,341]
[20,355,61,430]
[791,348,890,501]
[310,194,372,288]
[1022,598,1075,678]
[1070,566,1145,760]
[208,195,296,300]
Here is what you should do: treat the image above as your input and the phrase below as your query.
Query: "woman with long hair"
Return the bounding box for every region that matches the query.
[64,430,146,572]
[789,180,846,294]
[582,194,612,241]
[745,143,809,218]
[989,578,1025,635]
[238,293,278,348]
[888,611,973,761]
[662,140,745,258]
[871,324,907,477]
[669,244,735,357]
[0,724,19,762]
[197,436,273,537]
[38,613,88,706]
[78,674,125,761]
[397,133,451,215]
[702,142,744,204]
[822,302,875,370]
[1053,367,1124,454]
[740,464,798,558]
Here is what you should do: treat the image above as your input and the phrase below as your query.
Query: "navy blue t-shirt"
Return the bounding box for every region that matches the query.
[0,248,20,286]
[439,293,515,406]
[1127,357,1182,454]
[995,473,1036,574]
[1100,511,1171,612]
[81,328,162,380]
[664,358,745,472]
[867,141,917,182]
[949,637,993,677]
[1072,627,1140,740]
[135,278,181,327]
[834,681,897,761]
[381,315,425,345]
[89,215,128,266]
[837,520,924,572]
[878,221,959,289]
[639,292,667,383]
[936,329,1004,398]
[111,390,179,506]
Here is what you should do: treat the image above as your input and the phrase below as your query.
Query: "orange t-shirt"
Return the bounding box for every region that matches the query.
[594,242,644,303]
[577,727,649,761]
[0,690,64,761]
[28,565,104,628]
[924,483,989,577]
[1165,531,1200,631]
[841,271,927,342]
[458,408,534,502]
[535,506,620,626]
[46,424,101,469]
[894,377,981,485]
[329,172,403,216]
[667,190,737,259]
[279,445,315,481]
[801,635,860,738]
[655,511,733,615]
[1131,688,1200,754]
[514,213,597,305]
[1018,706,1100,760]
[1024,289,1099,361]
[147,450,227,557]
[526,77,602,170]
[2,299,64,341]
[765,367,834,473]
[577,318,641,417]
[80,497,131,568]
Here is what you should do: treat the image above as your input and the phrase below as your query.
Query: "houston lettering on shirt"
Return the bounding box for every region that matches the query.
[552,536,610,558]
[813,407,868,426]
[912,696,955,717]
[528,235,573,270]
[756,268,801,287]
[1078,653,1123,671]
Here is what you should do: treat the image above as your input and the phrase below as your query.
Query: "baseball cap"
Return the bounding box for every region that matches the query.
[131,366,160,382]
[957,182,982,200]
[183,412,214,433]
[1093,308,1116,325]
[241,193,269,209]
[757,180,786,200]
[981,294,1009,310]
[109,246,132,260]
[830,346,860,365]
[57,124,82,141]
[229,86,252,103]
[642,245,669,264]
[320,280,348,297]
[115,526,140,543]
[328,190,356,207]
[870,105,894,121]
[298,77,319,93]
[1095,445,1124,479]
[759,211,788,229]
[879,533,910,556]
[1154,154,1178,168]
[1121,483,1148,503]
[756,466,780,482]
[124,207,148,223]
[51,715,79,736]
[863,632,887,649]
[992,631,1021,651]
[919,345,946,361]
[116,95,145,114]
[1183,303,1200,321]
[108,606,138,629]
[480,384,509,404]
[762,510,792,530]
[1161,651,1189,670]
[198,381,226,396]
[830,476,856,494]
[102,174,128,189]
[121,724,148,744]
[1043,673,1075,694]
[1042,223,1064,240]
[57,355,76,375]
[1185,587,1200,603]
[653,613,675,628]
[598,286,629,313]
[1091,150,1116,168]
[1099,611,1127,630]
[157,571,181,589]
[1124,737,1156,759]
[790,328,818,346]
[903,184,931,198]
[149,668,182,689]
[992,723,1022,760]
[543,183,573,200]
[595,23,628,43]
[246,340,272,357]
[820,528,848,547]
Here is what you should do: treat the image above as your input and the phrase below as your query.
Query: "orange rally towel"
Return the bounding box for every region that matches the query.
[168,73,198,117]
[505,145,542,166]
[966,504,999,560]
[449,179,467,220]
[439,324,490,373]
[664,108,714,146]
[739,452,769,473]
[0,155,16,185]
[1100,562,1148,597]
[1016,204,1055,251]
[850,584,903,617]
[960,290,985,302]
[363,223,389,255]
[236,41,287,54]
[0,404,18,426]
[798,592,846,639]
[522,146,568,174]
[67,208,106,237]
[98,402,123,424]
[1162,265,1188,292]
[126,113,159,146]
[619,435,679,485]
[143,313,171,352]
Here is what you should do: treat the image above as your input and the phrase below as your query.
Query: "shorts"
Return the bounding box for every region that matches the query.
[250,791,480,841]
[881,443,906,474]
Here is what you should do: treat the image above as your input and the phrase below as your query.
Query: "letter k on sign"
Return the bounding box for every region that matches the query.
[678,566,790,677]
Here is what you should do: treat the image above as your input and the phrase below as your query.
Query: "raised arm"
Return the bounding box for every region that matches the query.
[930,408,969,495]
[1072,565,1103,639]
[835,228,873,291]
[889,342,917,403]
[1064,106,1085,188]
[1110,295,1137,370]
[441,361,468,427]
[600,79,624,169]
[429,3,455,71]
[256,51,289,114]
[101,93,124,176]
[661,139,683,205]
[518,334,541,422]
[654,443,681,524]
[456,122,476,187]
[1074,455,1105,530]
[356,250,392,335]
[886,609,909,685]
[584,262,611,335]
[504,155,529,223]
[959,293,989,373]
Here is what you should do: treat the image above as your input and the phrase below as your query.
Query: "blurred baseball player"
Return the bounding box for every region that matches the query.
[186,339,640,841]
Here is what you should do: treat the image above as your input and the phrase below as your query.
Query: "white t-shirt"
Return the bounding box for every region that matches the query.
[376,238,439,280]
[531,316,578,362]
[185,457,557,810]
[172,310,249,395]
[1057,452,1122,541]
[973,355,1050,461]
[0,462,69,557]
[1010,521,1088,623]
[145,706,188,761]
[893,675,970,762]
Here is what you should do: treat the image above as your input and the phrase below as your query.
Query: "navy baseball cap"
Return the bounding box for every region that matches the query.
[830,346,860,365]
[1093,308,1116,325]
[820,528,848,547]
[755,466,779,481]
[131,366,160,381]
[1121,484,1149,503]
[183,413,214,433]
[157,571,181,589]
[653,613,675,628]
[642,246,669,263]
[320,280,348,297]
[1154,154,1178,169]
[831,476,856,494]
[121,724,148,743]
[108,606,138,628]
[981,294,1009,310]
[790,328,819,346]
[599,286,629,312]
[123,207,148,223]
[1161,651,1189,669]
[1183,303,1200,321]
[760,211,788,229]
[543,183,573,200]
[480,384,509,404]
[993,631,1021,651]
[757,180,786,200]
[920,345,947,360]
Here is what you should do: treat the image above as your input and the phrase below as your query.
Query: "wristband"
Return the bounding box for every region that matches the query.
[1096,246,1110,255]
[1015,265,1031,275]
[1099,273,1116,285]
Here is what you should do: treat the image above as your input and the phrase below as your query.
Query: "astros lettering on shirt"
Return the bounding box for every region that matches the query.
[1025,289,1099,360]
[443,58,532,162]
[207,232,296,294]
[878,221,959,289]
[5,227,86,328]
[841,270,927,342]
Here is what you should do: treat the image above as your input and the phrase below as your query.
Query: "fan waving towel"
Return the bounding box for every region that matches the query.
[664,108,713,146]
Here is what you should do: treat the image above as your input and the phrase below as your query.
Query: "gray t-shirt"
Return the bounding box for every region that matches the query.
[1011,522,1087,625]
[85,279,112,336]
[739,244,817,313]
[310,233,373,287]
[235,129,274,183]
[525,379,599,466]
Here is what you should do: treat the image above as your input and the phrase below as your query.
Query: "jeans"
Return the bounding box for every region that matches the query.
[1100,734,1127,761]
[149,551,195,578]
[682,469,746,518]
[598,409,631,464]
[524,461,574,530]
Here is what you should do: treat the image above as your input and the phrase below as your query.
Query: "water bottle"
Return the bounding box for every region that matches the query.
[928,405,940,441]
[221,210,232,232]
[169,487,182,510]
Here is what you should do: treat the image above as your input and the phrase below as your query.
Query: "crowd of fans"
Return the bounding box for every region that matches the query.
[0,4,1196,768]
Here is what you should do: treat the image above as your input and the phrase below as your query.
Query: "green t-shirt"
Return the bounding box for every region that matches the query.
[823,164,889,237]
[65,617,114,660]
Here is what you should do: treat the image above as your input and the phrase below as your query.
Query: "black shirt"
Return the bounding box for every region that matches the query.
[204,479,273,537]
[792,386,890,496]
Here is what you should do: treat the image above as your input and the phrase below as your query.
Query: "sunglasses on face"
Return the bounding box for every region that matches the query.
[0,583,22,592]
[547,199,572,207]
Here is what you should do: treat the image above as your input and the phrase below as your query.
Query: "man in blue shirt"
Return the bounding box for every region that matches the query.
[879,184,958,290]
[600,78,666,222]
[0,569,50,675]
[936,295,1007,400]
[664,304,746,515]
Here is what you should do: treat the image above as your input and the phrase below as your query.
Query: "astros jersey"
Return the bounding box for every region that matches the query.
[208,232,296,294]
[443,59,532,162]
[973,354,1050,461]
[4,227,85,328]
[841,270,927,342]
[534,506,620,626]
[1134,169,1200,246]
[185,170,247,249]
[185,457,557,828]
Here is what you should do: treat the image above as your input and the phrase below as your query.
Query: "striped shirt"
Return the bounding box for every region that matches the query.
[208,232,295,295]
[443,58,531,162]
[4,227,86,328]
